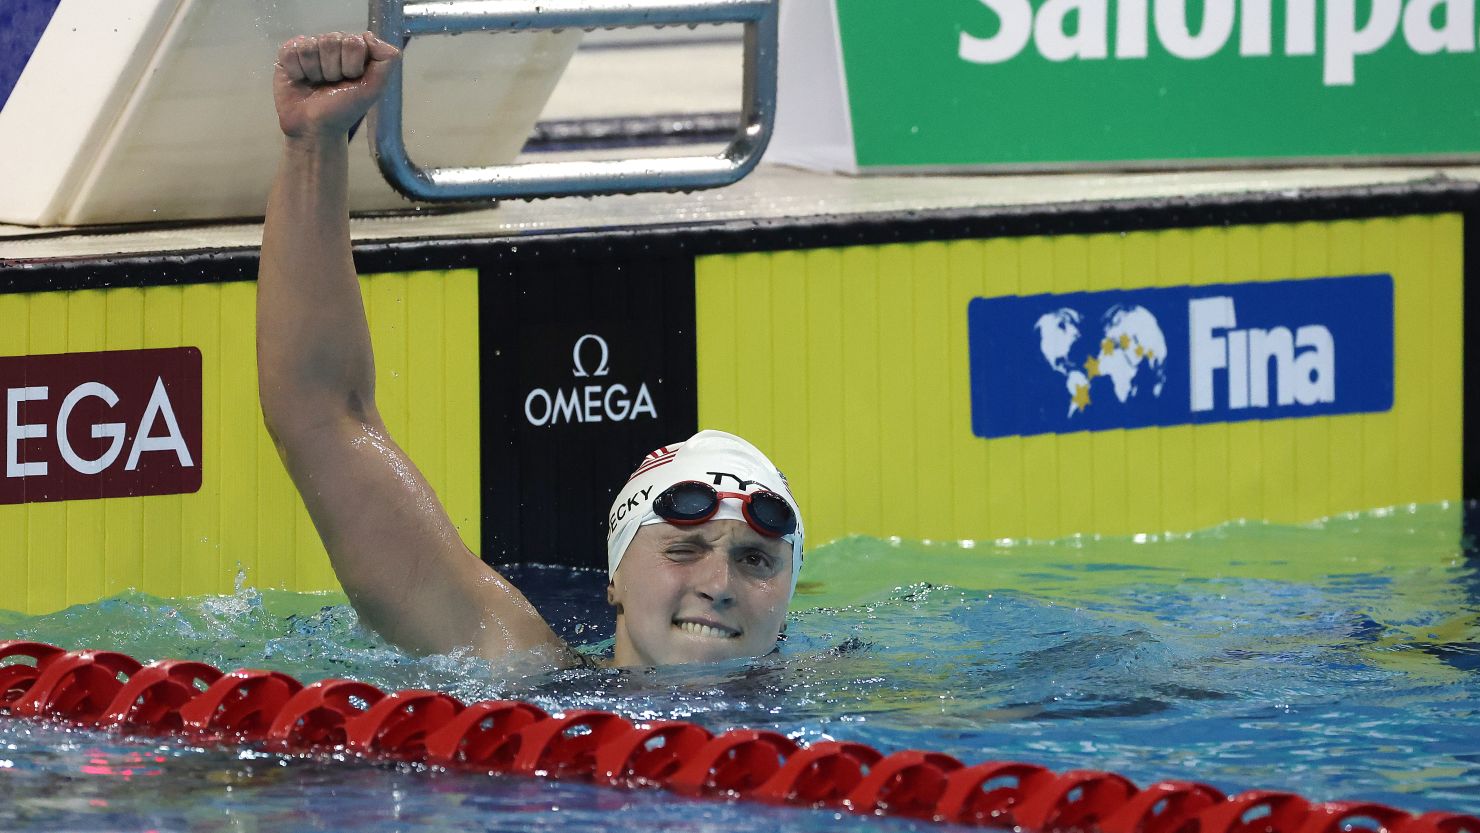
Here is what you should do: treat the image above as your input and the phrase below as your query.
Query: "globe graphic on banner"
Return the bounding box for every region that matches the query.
[1034,306,1168,416]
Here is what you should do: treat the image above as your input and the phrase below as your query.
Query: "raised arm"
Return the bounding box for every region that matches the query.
[257,32,570,665]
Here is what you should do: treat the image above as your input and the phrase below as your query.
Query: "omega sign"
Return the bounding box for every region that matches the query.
[1,348,202,504]
[523,334,658,427]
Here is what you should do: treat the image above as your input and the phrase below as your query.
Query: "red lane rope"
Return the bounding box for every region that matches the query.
[2,640,1477,831]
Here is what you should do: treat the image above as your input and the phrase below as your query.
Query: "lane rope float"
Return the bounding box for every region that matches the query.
[2,641,1477,831]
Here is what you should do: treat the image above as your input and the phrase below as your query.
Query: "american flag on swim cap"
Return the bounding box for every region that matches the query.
[627,445,677,481]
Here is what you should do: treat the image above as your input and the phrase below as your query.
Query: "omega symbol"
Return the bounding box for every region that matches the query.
[571,334,610,378]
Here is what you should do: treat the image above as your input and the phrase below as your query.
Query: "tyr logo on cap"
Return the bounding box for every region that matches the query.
[707,471,767,491]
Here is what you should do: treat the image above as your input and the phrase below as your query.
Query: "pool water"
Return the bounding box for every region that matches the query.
[1,503,1477,832]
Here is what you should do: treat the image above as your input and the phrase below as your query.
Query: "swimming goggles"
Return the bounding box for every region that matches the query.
[651,481,798,538]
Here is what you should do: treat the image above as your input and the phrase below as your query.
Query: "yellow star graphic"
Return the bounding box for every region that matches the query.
[1145,348,1155,360]
[1119,334,1131,350]
[1072,383,1091,411]
[1101,338,1114,355]
[1135,345,1145,358]
[1085,355,1101,378]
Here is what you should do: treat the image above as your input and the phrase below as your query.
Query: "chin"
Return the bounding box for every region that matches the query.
[631,631,753,666]
[671,642,751,665]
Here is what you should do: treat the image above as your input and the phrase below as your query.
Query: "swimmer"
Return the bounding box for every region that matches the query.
[256,32,803,669]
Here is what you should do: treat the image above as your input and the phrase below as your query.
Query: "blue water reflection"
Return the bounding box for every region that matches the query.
[1,504,1476,831]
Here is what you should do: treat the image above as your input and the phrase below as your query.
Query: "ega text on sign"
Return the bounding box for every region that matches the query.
[2,348,201,504]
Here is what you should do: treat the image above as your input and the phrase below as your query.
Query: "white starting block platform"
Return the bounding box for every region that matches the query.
[0,0,581,226]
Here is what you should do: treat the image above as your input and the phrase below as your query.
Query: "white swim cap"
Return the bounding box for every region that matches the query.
[606,430,804,596]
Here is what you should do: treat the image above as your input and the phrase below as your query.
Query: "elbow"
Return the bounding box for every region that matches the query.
[258,381,378,449]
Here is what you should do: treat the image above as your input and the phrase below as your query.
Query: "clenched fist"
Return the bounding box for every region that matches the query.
[273,31,402,140]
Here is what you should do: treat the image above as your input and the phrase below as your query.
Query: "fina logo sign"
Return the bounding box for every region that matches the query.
[967,274,1393,438]
[523,334,659,427]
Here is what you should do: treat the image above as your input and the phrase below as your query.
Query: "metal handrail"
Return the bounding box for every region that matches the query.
[367,0,778,201]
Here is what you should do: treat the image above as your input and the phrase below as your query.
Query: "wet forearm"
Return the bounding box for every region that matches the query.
[257,135,377,437]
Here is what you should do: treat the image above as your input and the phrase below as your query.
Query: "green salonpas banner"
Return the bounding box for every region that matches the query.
[832,0,1480,167]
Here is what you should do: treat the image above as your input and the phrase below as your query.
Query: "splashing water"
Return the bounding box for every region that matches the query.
[0,504,1476,831]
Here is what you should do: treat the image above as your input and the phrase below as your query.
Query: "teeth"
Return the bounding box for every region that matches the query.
[677,621,735,639]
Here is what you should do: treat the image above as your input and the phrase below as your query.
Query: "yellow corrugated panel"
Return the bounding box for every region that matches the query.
[1017,237,1058,540]
[1430,215,1464,503]
[733,253,777,459]
[1086,234,1129,538]
[1320,223,1364,517]
[442,271,482,550]
[1051,235,1094,538]
[103,287,146,603]
[1253,224,1298,524]
[368,274,411,445]
[767,251,810,504]
[61,289,106,609]
[980,238,1025,541]
[65,289,107,608]
[695,215,1463,546]
[945,241,991,540]
[218,280,260,590]
[27,291,69,614]
[695,255,739,439]
[0,270,480,615]
[1394,216,1435,506]
[800,249,845,543]
[1190,227,1231,530]
[839,247,885,538]
[1155,230,1197,532]
[1120,231,1163,535]
[181,283,222,596]
[1357,221,1401,511]
[912,242,953,538]
[1224,226,1264,523]
[254,351,297,595]
[877,244,917,536]
[1290,223,1331,524]
[0,294,28,607]
[141,286,184,600]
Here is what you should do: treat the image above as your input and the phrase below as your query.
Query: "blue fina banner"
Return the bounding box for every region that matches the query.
[967,274,1395,439]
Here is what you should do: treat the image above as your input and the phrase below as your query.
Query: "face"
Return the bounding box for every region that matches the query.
[608,519,792,667]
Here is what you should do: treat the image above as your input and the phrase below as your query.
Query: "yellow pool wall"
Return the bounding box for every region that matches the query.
[0,270,481,615]
[695,215,1464,546]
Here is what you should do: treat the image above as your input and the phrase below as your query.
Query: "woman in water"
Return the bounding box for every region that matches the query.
[257,32,804,669]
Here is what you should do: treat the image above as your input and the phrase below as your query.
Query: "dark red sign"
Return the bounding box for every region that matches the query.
[1,348,202,505]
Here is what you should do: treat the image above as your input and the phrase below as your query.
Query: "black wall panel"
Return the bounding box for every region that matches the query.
[479,252,698,569]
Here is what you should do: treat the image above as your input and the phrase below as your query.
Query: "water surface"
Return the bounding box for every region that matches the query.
[1,503,1476,831]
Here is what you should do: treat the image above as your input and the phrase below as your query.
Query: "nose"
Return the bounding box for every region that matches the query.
[692,552,737,607]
